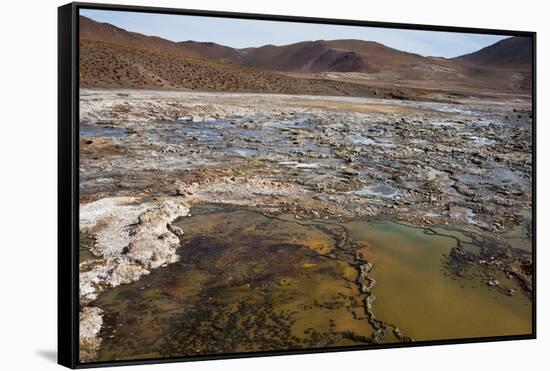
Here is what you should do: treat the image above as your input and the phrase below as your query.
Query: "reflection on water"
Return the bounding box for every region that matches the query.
[92,205,531,361]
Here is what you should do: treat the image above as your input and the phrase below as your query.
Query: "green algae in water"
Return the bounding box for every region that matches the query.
[347,221,532,341]
[92,206,532,362]
[94,205,373,361]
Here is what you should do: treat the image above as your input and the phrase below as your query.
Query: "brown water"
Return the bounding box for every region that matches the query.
[347,221,532,341]
[94,205,373,361]
[92,205,531,361]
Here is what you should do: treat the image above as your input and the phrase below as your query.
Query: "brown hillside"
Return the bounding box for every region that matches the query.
[454,36,532,68]
[79,39,379,96]
[80,16,199,58]
[237,40,427,73]
[177,41,243,64]
[79,16,443,74]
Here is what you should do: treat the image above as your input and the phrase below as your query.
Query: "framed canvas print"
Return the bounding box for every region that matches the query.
[58,2,536,368]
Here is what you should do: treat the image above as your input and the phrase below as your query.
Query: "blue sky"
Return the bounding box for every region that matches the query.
[80,9,509,58]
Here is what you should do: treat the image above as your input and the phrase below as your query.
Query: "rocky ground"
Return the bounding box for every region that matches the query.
[78,88,533,362]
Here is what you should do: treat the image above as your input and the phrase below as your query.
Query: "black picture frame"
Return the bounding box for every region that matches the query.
[58,2,537,368]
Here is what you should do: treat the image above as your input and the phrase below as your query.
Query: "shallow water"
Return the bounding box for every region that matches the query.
[355,182,403,198]
[454,168,532,200]
[92,205,532,361]
[94,205,373,361]
[158,115,338,163]
[469,136,497,146]
[347,221,531,341]
[80,124,127,138]
[226,146,259,157]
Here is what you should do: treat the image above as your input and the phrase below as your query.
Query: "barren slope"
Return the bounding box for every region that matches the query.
[455,36,532,67]
[79,39,379,96]
[80,16,200,58]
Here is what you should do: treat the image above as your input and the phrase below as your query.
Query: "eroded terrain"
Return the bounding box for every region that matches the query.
[78,89,533,362]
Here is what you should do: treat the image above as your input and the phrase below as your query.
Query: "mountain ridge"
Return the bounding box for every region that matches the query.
[80,15,532,72]
[79,16,532,95]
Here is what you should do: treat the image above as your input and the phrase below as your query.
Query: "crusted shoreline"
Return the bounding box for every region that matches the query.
[79,197,190,362]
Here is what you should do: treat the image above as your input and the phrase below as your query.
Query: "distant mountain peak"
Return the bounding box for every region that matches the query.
[454,36,532,68]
